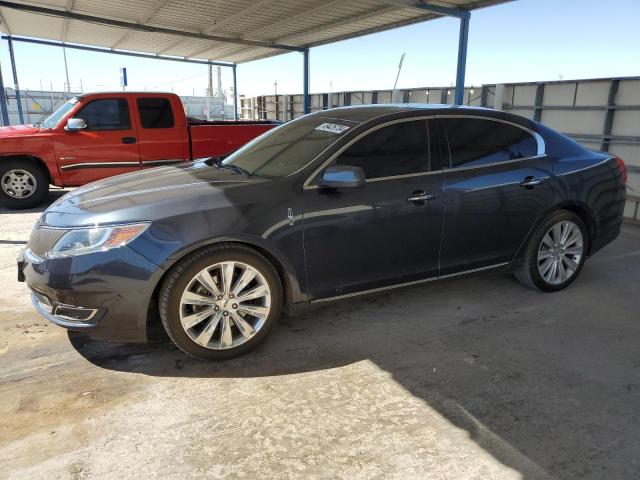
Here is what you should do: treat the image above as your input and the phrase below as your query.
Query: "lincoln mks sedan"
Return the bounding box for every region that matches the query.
[18,105,627,360]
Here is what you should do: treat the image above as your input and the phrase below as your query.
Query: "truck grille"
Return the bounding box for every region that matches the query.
[27,227,68,259]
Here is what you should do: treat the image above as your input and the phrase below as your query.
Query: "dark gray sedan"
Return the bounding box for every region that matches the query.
[18,105,627,360]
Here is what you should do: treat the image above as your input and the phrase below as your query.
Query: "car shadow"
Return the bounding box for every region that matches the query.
[68,251,640,480]
[0,188,69,214]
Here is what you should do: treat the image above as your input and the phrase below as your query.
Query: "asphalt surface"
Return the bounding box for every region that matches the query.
[1,190,639,479]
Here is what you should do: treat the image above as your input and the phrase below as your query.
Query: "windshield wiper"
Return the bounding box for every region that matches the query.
[211,157,251,178]
[34,121,42,128]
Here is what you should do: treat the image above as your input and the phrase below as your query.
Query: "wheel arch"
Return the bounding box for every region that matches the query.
[0,154,53,184]
[145,236,306,339]
[511,201,599,266]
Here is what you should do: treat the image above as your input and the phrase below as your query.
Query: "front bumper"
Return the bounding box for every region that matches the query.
[18,245,164,343]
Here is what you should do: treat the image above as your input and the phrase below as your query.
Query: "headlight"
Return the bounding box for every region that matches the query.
[48,222,149,258]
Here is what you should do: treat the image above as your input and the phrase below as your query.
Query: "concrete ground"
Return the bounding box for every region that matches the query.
[1,190,639,480]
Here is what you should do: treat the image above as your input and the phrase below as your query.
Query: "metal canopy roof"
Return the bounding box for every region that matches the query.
[0,0,510,64]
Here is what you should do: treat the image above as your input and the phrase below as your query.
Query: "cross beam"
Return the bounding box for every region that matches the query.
[0,0,304,53]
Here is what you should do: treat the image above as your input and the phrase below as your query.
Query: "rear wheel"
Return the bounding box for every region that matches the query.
[0,159,49,209]
[159,244,282,361]
[514,210,588,291]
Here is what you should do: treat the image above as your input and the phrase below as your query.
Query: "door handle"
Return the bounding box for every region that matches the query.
[122,136,137,144]
[520,177,543,188]
[407,191,437,202]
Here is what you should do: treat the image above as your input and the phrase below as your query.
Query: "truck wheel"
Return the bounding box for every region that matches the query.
[0,160,49,209]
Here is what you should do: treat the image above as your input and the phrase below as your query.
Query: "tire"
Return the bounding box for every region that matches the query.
[159,244,283,361]
[0,159,49,209]
[514,210,589,292]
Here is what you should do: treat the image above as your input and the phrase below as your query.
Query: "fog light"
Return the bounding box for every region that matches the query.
[54,304,98,323]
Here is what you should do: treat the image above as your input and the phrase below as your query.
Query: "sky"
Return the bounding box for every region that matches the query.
[0,0,638,100]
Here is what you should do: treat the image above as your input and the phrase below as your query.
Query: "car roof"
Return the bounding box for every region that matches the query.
[309,103,530,126]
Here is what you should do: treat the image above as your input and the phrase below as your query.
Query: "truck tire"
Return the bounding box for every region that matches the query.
[0,159,49,209]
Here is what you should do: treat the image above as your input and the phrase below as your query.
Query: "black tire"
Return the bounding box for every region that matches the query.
[159,244,283,361]
[0,159,49,209]
[514,210,589,292]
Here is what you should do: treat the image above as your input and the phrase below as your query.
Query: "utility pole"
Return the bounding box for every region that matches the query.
[393,52,405,91]
[62,47,71,92]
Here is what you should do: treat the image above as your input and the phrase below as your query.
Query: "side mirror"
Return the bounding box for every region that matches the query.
[65,118,87,131]
[320,165,365,189]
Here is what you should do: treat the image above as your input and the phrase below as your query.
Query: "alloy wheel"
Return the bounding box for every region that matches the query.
[537,220,584,285]
[1,169,37,198]
[179,261,271,350]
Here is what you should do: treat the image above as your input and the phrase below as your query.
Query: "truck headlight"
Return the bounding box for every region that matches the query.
[48,222,149,258]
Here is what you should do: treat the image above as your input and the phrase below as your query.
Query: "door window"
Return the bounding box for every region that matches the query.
[442,117,538,169]
[137,98,175,129]
[75,98,131,130]
[334,120,431,179]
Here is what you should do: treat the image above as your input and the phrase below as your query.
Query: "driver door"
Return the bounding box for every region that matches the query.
[54,97,141,185]
[302,118,445,300]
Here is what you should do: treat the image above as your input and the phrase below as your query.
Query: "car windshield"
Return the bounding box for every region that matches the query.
[39,98,78,129]
[221,116,358,178]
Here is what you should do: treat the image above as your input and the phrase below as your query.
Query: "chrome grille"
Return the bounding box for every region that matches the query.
[27,227,68,258]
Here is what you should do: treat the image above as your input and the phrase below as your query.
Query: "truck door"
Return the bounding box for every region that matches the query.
[54,97,140,186]
[55,97,141,185]
[134,96,188,168]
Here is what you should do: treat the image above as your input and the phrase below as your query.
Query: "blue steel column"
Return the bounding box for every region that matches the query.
[7,36,24,124]
[0,58,10,126]
[454,12,470,106]
[232,63,238,121]
[302,48,310,115]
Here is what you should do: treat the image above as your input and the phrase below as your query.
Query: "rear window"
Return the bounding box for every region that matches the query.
[137,98,175,129]
[442,117,538,168]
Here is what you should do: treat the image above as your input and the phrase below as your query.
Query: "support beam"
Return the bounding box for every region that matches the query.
[601,79,620,152]
[377,0,469,19]
[6,35,23,123]
[454,13,470,105]
[0,59,10,125]
[1,36,234,68]
[302,49,310,115]
[0,0,304,52]
[232,64,238,121]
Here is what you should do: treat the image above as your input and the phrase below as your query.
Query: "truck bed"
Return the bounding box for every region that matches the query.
[188,120,280,158]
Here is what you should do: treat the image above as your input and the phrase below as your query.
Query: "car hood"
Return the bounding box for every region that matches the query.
[41,161,268,227]
[0,124,40,138]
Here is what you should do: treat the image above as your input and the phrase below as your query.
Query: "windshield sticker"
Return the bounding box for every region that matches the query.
[315,123,350,134]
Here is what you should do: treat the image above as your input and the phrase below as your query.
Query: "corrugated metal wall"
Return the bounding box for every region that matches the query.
[241,77,640,223]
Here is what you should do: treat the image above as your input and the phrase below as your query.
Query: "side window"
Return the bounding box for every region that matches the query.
[442,118,538,169]
[335,120,430,179]
[75,98,131,130]
[137,98,175,129]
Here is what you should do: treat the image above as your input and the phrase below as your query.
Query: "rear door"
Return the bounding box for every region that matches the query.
[438,116,552,274]
[55,97,140,185]
[302,118,445,300]
[135,96,188,168]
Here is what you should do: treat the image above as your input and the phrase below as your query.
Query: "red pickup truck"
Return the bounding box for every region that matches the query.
[0,92,278,209]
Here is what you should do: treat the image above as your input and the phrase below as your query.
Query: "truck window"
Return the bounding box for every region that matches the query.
[75,98,131,131]
[137,98,175,129]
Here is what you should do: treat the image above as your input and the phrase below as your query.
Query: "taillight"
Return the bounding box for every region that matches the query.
[614,156,627,185]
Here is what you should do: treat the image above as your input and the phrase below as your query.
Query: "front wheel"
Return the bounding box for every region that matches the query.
[514,210,589,292]
[159,245,282,361]
[0,159,49,209]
